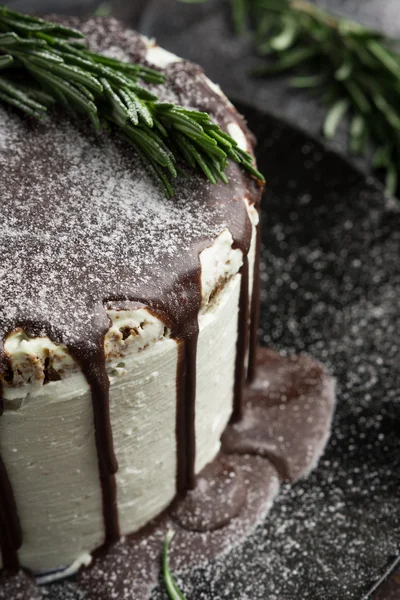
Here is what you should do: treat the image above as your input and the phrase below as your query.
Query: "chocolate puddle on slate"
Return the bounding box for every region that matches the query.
[0,345,335,600]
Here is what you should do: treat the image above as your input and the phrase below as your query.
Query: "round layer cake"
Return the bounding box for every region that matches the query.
[0,17,262,577]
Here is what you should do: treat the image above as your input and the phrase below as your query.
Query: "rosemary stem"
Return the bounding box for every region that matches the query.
[0,6,264,197]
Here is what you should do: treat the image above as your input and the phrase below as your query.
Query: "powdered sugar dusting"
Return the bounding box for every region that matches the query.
[0,18,254,352]
[48,16,146,62]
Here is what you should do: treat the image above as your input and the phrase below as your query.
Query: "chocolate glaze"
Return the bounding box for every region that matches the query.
[232,256,250,423]
[176,329,199,494]
[170,268,202,495]
[0,452,21,572]
[72,340,120,543]
[247,219,262,383]
[0,16,261,569]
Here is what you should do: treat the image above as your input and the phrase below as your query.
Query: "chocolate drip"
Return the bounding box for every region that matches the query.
[231,256,250,423]
[165,267,202,496]
[0,362,21,571]
[247,214,262,382]
[0,455,21,572]
[70,342,120,543]
[175,329,199,495]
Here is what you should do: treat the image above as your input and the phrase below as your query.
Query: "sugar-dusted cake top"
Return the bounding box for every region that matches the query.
[0,18,259,360]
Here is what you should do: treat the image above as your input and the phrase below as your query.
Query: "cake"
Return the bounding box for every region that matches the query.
[0,17,262,578]
[0,17,337,597]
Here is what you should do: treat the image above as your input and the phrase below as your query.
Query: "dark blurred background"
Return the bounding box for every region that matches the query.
[7,0,400,185]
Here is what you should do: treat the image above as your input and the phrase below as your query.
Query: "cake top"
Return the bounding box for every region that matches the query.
[0,17,259,369]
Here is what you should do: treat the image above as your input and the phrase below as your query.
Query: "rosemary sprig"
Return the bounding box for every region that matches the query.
[94,3,112,17]
[250,0,400,194]
[0,6,263,197]
[184,0,400,195]
[163,530,187,600]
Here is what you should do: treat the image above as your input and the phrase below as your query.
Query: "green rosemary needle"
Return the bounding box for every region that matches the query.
[0,6,264,197]
[183,0,400,195]
[163,530,186,600]
[247,0,400,193]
